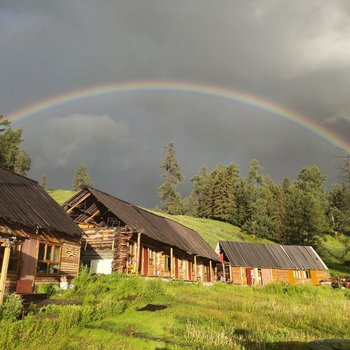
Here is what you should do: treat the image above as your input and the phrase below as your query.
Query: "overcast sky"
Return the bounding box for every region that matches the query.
[1,1,350,206]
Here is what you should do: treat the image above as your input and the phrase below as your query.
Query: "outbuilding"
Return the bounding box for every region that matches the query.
[64,186,218,282]
[216,241,328,285]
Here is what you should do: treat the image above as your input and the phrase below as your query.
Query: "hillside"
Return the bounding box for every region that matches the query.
[47,189,349,276]
[47,189,75,205]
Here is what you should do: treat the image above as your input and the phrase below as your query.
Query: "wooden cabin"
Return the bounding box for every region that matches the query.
[0,167,82,299]
[216,241,328,285]
[64,187,218,282]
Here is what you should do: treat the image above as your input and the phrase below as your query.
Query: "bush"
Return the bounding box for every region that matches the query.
[0,294,23,321]
[37,283,60,297]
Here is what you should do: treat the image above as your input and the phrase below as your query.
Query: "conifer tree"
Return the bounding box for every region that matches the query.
[72,163,93,191]
[39,174,48,190]
[284,166,329,245]
[158,143,184,214]
[0,115,31,175]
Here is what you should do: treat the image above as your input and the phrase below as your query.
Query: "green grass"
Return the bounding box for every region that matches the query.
[47,189,76,205]
[152,213,274,249]
[1,274,349,350]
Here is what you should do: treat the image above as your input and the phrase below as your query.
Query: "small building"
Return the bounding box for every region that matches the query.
[0,167,82,298]
[64,187,218,282]
[216,241,328,285]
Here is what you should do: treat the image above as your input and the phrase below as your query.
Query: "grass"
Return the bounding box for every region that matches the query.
[154,213,274,249]
[47,189,76,205]
[1,274,349,350]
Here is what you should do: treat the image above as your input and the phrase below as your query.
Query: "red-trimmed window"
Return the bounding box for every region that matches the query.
[36,242,61,274]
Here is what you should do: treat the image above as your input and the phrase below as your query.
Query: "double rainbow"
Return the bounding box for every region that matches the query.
[7,80,350,153]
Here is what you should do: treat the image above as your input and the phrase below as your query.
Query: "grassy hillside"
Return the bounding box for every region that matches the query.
[47,189,76,205]
[156,213,350,276]
[154,213,273,249]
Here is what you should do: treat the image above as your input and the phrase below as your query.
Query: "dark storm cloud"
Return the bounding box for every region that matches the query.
[1,1,350,205]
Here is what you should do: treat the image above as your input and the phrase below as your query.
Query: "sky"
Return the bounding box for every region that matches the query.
[1,0,350,207]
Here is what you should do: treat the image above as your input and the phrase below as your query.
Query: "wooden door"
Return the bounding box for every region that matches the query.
[143,247,149,275]
[175,257,179,279]
[246,268,253,285]
[288,270,296,285]
[17,238,37,294]
[188,260,192,281]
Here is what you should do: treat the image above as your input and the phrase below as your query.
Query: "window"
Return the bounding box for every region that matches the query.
[36,242,61,274]
[0,245,20,273]
[149,250,155,266]
[293,270,311,279]
[164,255,171,271]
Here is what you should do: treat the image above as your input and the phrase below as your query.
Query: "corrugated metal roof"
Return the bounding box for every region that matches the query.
[0,167,82,238]
[219,241,328,270]
[69,187,217,260]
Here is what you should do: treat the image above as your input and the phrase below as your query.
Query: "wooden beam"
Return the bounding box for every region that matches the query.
[136,232,141,275]
[209,260,213,282]
[83,209,101,223]
[66,192,91,214]
[0,241,12,305]
[194,255,197,282]
[229,264,233,283]
[170,247,173,279]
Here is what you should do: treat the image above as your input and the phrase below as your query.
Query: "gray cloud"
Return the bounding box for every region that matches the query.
[1,0,349,206]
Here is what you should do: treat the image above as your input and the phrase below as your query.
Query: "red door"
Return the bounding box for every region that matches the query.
[17,238,37,294]
[246,268,253,285]
[143,247,149,275]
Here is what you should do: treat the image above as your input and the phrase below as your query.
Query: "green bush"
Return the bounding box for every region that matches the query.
[0,293,23,321]
[37,283,60,297]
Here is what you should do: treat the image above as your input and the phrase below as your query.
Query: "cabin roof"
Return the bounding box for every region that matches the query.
[66,186,218,261]
[218,241,328,270]
[0,167,83,238]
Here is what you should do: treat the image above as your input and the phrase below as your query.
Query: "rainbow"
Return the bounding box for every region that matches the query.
[6,80,350,153]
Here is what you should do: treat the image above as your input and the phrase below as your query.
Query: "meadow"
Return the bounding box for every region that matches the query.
[1,271,349,350]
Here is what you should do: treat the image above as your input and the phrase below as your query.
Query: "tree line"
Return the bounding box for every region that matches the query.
[158,143,350,246]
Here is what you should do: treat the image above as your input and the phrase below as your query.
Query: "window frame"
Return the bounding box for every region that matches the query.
[36,242,61,275]
[0,244,21,274]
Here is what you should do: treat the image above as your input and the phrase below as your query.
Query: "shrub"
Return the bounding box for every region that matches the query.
[0,294,23,321]
[37,283,60,297]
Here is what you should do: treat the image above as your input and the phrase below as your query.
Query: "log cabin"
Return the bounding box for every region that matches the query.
[0,167,82,300]
[216,241,328,285]
[64,187,218,282]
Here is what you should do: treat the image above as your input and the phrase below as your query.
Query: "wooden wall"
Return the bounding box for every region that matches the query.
[226,265,328,286]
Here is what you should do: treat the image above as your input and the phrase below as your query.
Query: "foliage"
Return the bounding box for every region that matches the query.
[0,294,23,321]
[72,163,93,190]
[158,143,184,214]
[0,115,31,174]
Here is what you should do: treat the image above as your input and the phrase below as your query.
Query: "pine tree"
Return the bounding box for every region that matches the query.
[284,166,329,245]
[39,174,48,190]
[72,163,93,191]
[190,166,211,217]
[158,143,184,214]
[329,183,350,235]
